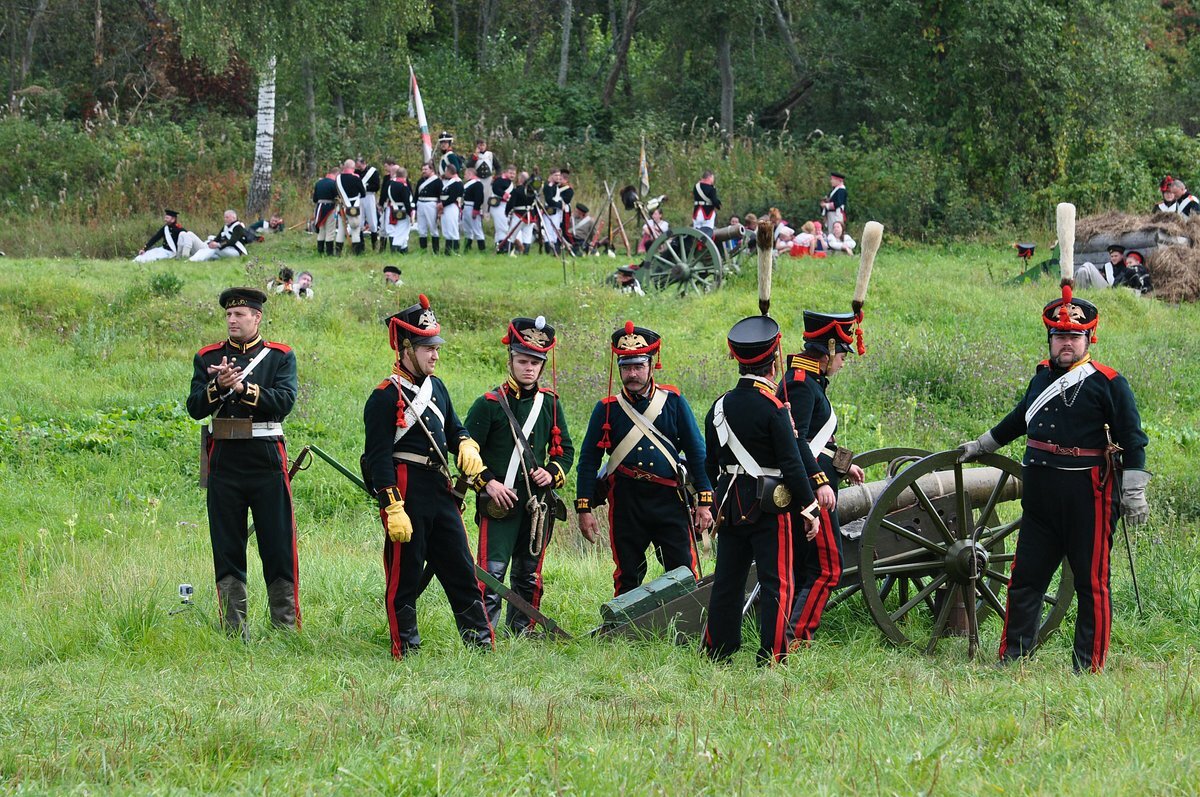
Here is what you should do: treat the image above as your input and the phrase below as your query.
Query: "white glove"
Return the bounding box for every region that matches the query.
[956,431,1000,463]
[1121,469,1151,525]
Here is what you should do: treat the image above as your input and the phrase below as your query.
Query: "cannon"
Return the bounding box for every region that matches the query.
[600,448,1073,660]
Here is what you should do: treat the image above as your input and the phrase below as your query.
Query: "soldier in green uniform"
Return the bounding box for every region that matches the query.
[186,288,300,636]
[464,316,574,633]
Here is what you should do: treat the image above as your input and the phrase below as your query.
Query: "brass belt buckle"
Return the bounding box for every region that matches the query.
[211,418,253,440]
[1055,445,1078,456]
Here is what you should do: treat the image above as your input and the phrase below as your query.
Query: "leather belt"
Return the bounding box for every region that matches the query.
[722,464,783,478]
[209,419,283,439]
[418,198,438,203]
[816,446,836,459]
[1026,439,1105,457]
[615,465,679,488]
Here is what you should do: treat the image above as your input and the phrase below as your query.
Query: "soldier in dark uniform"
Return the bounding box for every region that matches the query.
[186,288,300,637]
[505,173,537,255]
[362,294,492,658]
[438,164,464,255]
[575,322,715,596]
[820,171,848,231]
[415,163,443,253]
[461,168,487,252]
[779,311,866,643]
[490,166,515,253]
[540,170,563,254]
[958,288,1149,672]
[135,209,203,262]
[335,159,367,256]
[464,317,574,633]
[190,210,251,261]
[383,165,414,254]
[312,171,339,256]
[692,170,721,237]
[702,315,818,664]
[437,132,464,178]
[355,156,382,251]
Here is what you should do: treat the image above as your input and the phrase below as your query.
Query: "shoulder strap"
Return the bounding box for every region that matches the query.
[601,389,670,477]
[713,395,782,478]
[497,388,545,488]
[1025,362,1096,424]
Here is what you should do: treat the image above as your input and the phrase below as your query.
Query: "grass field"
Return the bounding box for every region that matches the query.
[1,235,1198,795]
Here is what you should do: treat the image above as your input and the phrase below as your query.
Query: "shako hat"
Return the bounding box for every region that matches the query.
[1125,250,1145,266]
[1160,174,1174,192]
[385,293,444,351]
[437,131,454,143]
[611,321,661,366]
[504,316,556,361]
[727,315,782,365]
[219,287,267,311]
[802,310,856,356]
[164,208,179,218]
[1016,242,1036,258]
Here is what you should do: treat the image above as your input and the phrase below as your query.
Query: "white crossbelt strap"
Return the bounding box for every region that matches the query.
[808,406,838,457]
[599,389,668,478]
[1025,362,1096,424]
[388,374,441,442]
[713,396,782,478]
[337,174,360,207]
[164,225,177,254]
[216,345,272,402]
[502,391,544,489]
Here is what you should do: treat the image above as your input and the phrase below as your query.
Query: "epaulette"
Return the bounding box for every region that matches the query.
[265,341,292,353]
[1093,362,1119,380]
[197,341,225,356]
[657,384,681,395]
[376,379,393,391]
[759,391,784,409]
[538,386,559,397]
[1036,359,1051,372]
[601,395,619,405]
[791,369,808,382]
[484,391,499,402]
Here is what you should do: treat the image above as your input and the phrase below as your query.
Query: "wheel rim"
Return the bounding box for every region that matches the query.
[644,228,724,295]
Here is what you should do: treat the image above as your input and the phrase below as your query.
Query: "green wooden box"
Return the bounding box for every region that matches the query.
[600,566,698,625]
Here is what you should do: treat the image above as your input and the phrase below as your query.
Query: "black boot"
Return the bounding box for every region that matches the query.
[432,237,440,254]
[482,560,508,629]
[216,575,249,641]
[419,236,427,250]
[507,552,542,635]
[353,241,365,256]
[391,244,400,253]
[335,242,344,257]
[267,578,299,630]
[370,233,379,251]
[399,247,408,255]
[317,241,326,256]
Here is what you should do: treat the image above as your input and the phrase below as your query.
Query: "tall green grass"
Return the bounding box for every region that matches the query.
[0,242,1197,794]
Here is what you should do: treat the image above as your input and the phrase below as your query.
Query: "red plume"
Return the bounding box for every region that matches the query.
[624,320,635,335]
[419,294,430,309]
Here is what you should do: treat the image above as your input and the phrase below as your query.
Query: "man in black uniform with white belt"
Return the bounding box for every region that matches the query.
[186,288,300,637]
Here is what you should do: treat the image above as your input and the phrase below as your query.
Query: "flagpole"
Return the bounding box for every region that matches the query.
[409,62,433,165]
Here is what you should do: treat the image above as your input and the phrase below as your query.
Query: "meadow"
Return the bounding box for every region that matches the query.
[0,235,1198,795]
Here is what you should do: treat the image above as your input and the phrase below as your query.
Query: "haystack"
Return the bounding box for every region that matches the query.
[1076,211,1200,303]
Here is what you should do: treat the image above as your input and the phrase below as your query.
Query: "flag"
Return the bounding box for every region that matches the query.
[638,136,650,197]
[409,63,433,164]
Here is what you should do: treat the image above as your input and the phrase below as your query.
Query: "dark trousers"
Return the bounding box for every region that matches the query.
[1000,465,1116,672]
[607,477,697,596]
[703,512,795,664]
[477,508,552,633]
[206,439,300,624]
[382,464,494,658]
[789,505,843,642]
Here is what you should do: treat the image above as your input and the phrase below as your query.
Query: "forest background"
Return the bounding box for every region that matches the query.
[5,0,1200,257]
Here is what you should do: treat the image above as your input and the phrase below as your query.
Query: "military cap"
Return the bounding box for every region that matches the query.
[1016,242,1036,258]
[438,131,454,142]
[611,321,660,365]
[385,293,444,351]
[1043,294,1098,337]
[504,316,556,361]
[830,171,846,179]
[727,315,781,365]
[803,310,856,356]
[575,203,589,214]
[164,208,179,218]
[383,265,402,277]
[219,287,267,311]
[616,265,638,276]
[1107,244,1126,255]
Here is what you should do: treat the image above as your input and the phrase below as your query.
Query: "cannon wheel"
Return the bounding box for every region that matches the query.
[643,227,724,295]
[858,450,1073,657]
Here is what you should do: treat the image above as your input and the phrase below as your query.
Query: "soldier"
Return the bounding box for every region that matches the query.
[464,317,574,633]
[415,162,442,253]
[335,159,367,256]
[820,171,848,231]
[702,316,818,663]
[569,203,595,254]
[186,288,300,636]
[1154,175,1177,214]
[189,210,251,261]
[958,279,1149,673]
[540,169,563,254]
[135,209,204,262]
[383,165,414,254]
[490,166,515,253]
[575,322,714,596]
[461,167,487,252]
[1171,179,1199,216]
[362,294,493,658]
[439,164,464,255]
[312,169,339,256]
[692,170,721,237]
[505,172,537,255]
[437,132,464,177]
[466,139,496,205]
[355,156,382,251]
[382,265,403,286]
[780,311,866,643]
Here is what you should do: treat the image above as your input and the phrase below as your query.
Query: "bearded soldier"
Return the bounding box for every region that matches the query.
[464,317,574,634]
[362,294,492,658]
[575,322,714,596]
[186,288,300,637]
[415,162,442,254]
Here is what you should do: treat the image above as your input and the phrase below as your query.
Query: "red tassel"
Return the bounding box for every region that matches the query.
[855,327,866,356]
[395,395,408,428]
[550,425,564,458]
[1091,332,1098,343]
[599,422,612,451]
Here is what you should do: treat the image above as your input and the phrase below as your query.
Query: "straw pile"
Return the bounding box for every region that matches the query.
[1076,211,1200,302]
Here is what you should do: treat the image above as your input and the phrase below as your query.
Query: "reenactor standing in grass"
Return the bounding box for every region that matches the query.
[461,167,487,252]
[438,164,464,255]
[692,170,721,238]
[354,156,382,251]
[383,165,414,254]
[779,311,866,644]
[702,316,818,664]
[312,169,339,256]
[490,166,515,253]
[362,295,493,658]
[186,288,300,637]
[575,322,714,596]
[464,317,574,634]
[437,132,464,177]
[415,162,442,254]
[820,171,848,231]
[335,159,367,256]
[958,277,1149,673]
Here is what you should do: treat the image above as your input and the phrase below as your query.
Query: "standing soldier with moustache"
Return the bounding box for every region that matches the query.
[439,164,464,255]
[958,204,1150,673]
[461,167,487,252]
[335,159,367,256]
[383,165,414,254]
[464,317,574,634]
[415,162,442,254]
[692,170,721,238]
[575,322,715,596]
[506,172,537,256]
[355,156,382,251]
[362,294,493,658]
[703,315,819,664]
[490,166,515,253]
[187,288,300,637]
[312,169,339,257]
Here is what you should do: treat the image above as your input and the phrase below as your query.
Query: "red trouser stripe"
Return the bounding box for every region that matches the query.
[277,441,301,630]
[607,482,622,598]
[997,547,1018,661]
[477,516,490,567]
[770,514,794,662]
[384,464,409,659]
[1090,468,1113,671]
[792,507,841,641]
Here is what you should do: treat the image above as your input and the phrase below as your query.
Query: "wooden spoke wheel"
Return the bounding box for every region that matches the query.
[858,450,1072,658]
[643,227,724,296]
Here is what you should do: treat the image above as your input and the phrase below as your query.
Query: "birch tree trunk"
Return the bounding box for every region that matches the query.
[246,57,276,219]
[557,0,573,88]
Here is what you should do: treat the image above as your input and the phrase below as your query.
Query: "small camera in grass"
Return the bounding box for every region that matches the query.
[178,583,194,604]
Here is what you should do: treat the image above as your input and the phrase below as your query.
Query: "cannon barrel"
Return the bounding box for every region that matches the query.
[836,466,1021,525]
[711,224,745,244]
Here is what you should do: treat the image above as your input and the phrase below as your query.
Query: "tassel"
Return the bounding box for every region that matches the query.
[550,425,564,458]
[599,421,612,451]
[855,326,866,356]
[395,395,408,428]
